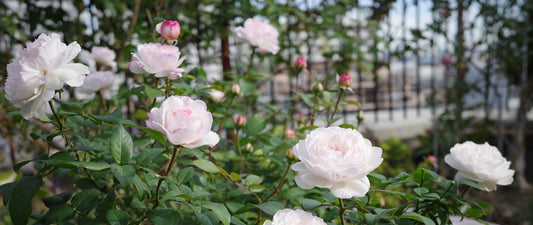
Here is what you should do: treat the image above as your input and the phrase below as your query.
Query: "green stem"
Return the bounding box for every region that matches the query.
[264,163,292,201]
[153,145,182,209]
[165,77,171,98]
[338,198,346,225]
[150,78,160,110]
[244,47,256,77]
[460,185,470,197]
[310,94,319,126]
[328,88,345,126]
[48,100,69,148]
[217,95,235,135]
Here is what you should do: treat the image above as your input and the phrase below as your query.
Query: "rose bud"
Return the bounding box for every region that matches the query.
[232,83,240,95]
[156,20,181,41]
[338,73,352,89]
[235,115,246,127]
[441,54,452,67]
[284,128,296,139]
[295,56,307,71]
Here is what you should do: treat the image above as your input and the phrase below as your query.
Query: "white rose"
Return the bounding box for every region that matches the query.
[263,209,326,225]
[146,96,219,148]
[91,46,117,71]
[129,43,186,80]
[235,18,280,54]
[209,89,225,103]
[4,33,89,119]
[444,141,514,191]
[75,71,124,101]
[291,127,383,199]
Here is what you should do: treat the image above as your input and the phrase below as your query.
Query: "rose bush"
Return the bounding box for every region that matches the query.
[291,127,383,198]
[444,141,514,191]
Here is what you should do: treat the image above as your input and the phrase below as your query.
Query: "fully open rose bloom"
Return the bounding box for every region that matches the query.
[75,71,124,101]
[146,96,219,148]
[263,209,326,225]
[235,18,280,54]
[444,141,514,191]
[129,43,186,80]
[291,127,383,198]
[4,33,89,119]
[91,46,117,71]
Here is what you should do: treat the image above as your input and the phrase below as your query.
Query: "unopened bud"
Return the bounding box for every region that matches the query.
[286,148,296,160]
[156,20,181,40]
[441,54,452,67]
[440,9,451,19]
[245,143,253,153]
[295,56,307,71]
[338,73,352,89]
[357,110,365,122]
[232,83,240,95]
[235,115,246,127]
[314,82,324,93]
[427,155,437,166]
[284,128,296,139]
[210,89,225,103]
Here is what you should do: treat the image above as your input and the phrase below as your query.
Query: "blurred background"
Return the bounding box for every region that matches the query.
[0,0,532,224]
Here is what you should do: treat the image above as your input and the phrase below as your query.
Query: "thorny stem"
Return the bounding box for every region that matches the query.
[338,198,346,225]
[264,163,292,201]
[153,145,182,209]
[48,100,70,148]
[244,47,256,77]
[328,88,345,127]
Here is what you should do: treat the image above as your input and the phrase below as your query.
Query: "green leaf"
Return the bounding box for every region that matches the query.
[458,179,487,191]
[245,174,263,185]
[131,175,150,197]
[255,201,284,216]
[41,204,75,224]
[147,209,182,225]
[399,212,436,225]
[245,115,267,136]
[111,164,136,186]
[136,148,165,165]
[43,191,73,208]
[0,182,16,205]
[74,161,111,171]
[122,121,166,144]
[301,199,322,210]
[195,201,231,225]
[8,176,42,225]
[110,124,133,164]
[145,85,165,99]
[71,189,99,215]
[192,159,219,173]
[177,167,195,184]
[107,209,130,225]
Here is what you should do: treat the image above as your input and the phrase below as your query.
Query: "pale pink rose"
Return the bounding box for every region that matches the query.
[75,71,124,101]
[156,20,181,40]
[91,46,117,71]
[129,43,186,80]
[263,209,326,225]
[4,33,89,119]
[338,73,352,89]
[146,96,219,148]
[235,18,280,54]
[444,141,514,191]
[291,127,383,198]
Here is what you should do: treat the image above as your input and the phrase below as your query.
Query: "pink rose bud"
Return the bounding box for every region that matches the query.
[286,148,296,160]
[440,9,451,19]
[235,115,246,127]
[284,128,296,139]
[232,83,240,95]
[441,54,452,67]
[427,155,437,166]
[338,73,352,89]
[295,56,307,70]
[157,20,181,40]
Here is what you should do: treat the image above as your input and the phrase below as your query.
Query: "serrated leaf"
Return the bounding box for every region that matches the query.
[110,125,133,164]
[107,209,129,225]
[192,159,219,173]
[136,148,165,165]
[147,209,182,225]
[177,167,194,184]
[255,201,284,216]
[195,201,231,225]
[245,115,267,136]
[9,176,42,225]
[301,199,322,210]
[145,85,165,99]
[111,164,136,186]
[43,191,73,208]
[399,212,436,225]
